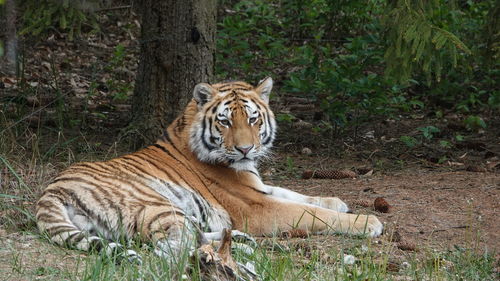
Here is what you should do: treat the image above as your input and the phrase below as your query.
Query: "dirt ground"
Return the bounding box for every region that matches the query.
[270,168,499,252]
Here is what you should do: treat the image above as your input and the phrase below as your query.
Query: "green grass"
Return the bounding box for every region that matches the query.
[0,230,496,281]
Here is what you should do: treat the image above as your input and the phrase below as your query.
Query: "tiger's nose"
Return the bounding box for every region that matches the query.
[235,145,254,155]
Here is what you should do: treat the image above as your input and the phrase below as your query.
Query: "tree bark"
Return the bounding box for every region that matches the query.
[0,0,18,75]
[130,0,216,147]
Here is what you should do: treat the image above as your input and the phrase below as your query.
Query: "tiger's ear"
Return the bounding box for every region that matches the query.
[256,77,273,103]
[193,83,214,107]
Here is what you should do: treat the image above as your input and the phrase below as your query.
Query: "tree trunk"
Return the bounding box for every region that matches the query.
[130,0,216,147]
[0,0,18,75]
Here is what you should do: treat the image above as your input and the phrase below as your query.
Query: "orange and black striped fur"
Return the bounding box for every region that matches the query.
[36,78,382,263]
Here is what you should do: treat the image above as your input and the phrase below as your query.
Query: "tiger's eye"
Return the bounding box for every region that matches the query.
[219,119,230,127]
[249,117,257,124]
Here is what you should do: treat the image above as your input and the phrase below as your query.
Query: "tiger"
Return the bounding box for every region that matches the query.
[36,77,383,266]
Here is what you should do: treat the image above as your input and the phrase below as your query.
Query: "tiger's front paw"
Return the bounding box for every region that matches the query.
[313,197,350,213]
[352,215,383,237]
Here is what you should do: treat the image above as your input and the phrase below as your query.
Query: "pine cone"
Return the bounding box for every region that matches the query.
[302,170,314,179]
[374,197,391,213]
[386,261,400,272]
[351,199,372,207]
[281,229,309,239]
[397,241,416,251]
[388,230,402,242]
[466,165,487,172]
[302,169,357,179]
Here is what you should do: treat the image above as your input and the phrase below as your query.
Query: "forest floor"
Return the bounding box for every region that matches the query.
[1,8,499,281]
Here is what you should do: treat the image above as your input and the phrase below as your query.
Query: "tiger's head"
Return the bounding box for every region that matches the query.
[189,77,276,171]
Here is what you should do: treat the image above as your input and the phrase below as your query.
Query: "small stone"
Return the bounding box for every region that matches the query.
[441,259,454,270]
[343,254,356,265]
[363,130,375,139]
[363,187,374,193]
[301,147,312,155]
[26,96,40,106]
[357,167,374,176]
[292,119,313,129]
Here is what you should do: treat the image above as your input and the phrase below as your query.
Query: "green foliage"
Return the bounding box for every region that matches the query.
[20,0,100,40]
[393,0,498,113]
[105,44,133,101]
[383,0,471,84]
[487,90,500,109]
[439,140,452,148]
[217,0,497,135]
[400,135,419,148]
[275,113,295,123]
[463,115,486,131]
[285,156,296,174]
[279,0,374,41]
[418,125,440,140]
[110,44,126,67]
[217,0,409,133]
[400,126,448,148]
[216,0,287,81]
[284,35,406,129]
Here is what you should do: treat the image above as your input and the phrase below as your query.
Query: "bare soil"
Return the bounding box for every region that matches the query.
[270,168,499,252]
